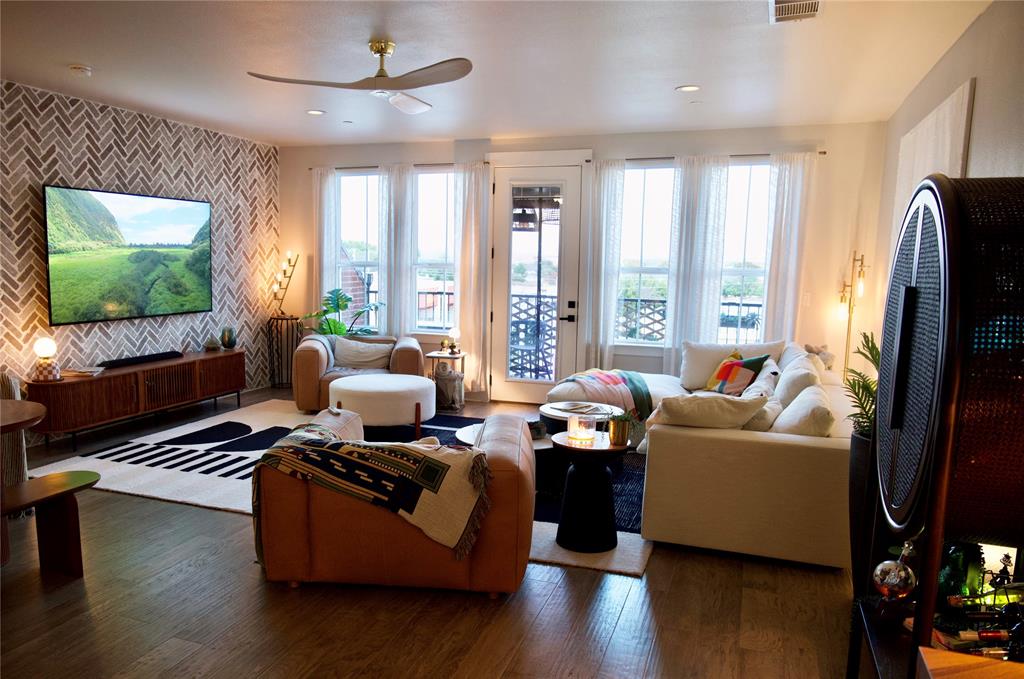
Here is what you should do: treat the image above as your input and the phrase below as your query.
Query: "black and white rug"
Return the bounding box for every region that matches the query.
[31,399,645,533]
[29,400,483,514]
[32,399,652,574]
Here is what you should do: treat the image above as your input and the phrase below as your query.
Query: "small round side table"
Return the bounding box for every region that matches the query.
[425,351,466,377]
[550,431,628,553]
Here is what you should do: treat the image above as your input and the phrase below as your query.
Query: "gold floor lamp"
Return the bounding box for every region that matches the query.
[839,250,868,375]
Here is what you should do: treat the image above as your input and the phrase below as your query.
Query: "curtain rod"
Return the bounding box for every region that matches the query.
[307,161,490,171]
[626,150,827,162]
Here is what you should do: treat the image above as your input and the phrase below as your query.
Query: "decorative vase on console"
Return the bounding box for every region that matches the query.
[220,326,237,349]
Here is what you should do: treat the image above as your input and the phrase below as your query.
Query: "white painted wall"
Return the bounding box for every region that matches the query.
[279,122,887,374]
[868,1,1024,339]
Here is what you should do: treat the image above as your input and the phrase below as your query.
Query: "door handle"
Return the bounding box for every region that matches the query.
[558,314,576,322]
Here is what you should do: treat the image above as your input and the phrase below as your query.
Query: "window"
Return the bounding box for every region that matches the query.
[615,166,674,343]
[413,170,457,331]
[720,162,771,344]
[338,172,381,329]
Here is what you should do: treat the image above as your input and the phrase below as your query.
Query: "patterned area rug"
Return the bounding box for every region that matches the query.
[29,400,483,513]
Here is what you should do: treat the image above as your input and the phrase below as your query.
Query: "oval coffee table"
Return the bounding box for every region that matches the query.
[550,430,628,553]
[538,401,624,436]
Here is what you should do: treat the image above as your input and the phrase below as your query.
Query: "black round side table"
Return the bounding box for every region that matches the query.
[551,431,627,553]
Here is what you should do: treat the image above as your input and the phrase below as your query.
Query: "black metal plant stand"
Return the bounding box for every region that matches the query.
[267,316,302,388]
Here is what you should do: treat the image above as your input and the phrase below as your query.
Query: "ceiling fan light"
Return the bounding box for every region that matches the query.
[388,92,432,115]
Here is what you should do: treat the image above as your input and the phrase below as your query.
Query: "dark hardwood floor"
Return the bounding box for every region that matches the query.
[2,388,852,678]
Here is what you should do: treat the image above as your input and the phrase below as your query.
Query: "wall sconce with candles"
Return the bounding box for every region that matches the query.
[271,250,298,315]
[838,250,869,375]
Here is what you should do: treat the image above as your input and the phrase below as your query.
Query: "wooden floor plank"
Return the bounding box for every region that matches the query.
[451,577,559,679]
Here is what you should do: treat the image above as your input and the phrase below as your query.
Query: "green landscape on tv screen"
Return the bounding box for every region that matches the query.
[44,186,212,325]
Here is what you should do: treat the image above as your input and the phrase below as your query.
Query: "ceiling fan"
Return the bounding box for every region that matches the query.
[247,40,472,115]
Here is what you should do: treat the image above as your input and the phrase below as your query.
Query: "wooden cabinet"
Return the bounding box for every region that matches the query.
[197,350,245,399]
[26,349,245,437]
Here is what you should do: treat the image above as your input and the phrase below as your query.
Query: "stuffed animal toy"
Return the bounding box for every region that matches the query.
[804,343,836,370]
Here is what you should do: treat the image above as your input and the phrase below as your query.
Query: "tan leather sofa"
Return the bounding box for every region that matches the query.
[292,334,425,412]
[256,413,536,594]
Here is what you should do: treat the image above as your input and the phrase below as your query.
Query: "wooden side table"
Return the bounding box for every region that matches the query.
[551,431,628,553]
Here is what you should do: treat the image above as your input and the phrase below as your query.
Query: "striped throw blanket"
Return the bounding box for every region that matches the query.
[253,424,491,560]
[560,369,654,421]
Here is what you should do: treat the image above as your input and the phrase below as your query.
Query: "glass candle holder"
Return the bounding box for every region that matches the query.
[567,414,597,444]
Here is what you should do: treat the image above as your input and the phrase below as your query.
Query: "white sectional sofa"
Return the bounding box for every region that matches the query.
[643,366,851,569]
[641,368,853,568]
[547,339,854,569]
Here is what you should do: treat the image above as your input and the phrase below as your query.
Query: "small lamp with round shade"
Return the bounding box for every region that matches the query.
[33,337,61,382]
[448,326,461,355]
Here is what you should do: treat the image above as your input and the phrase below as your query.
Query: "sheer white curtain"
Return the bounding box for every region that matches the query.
[311,167,340,304]
[763,152,816,341]
[584,160,625,369]
[379,163,416,337]
[663,155,730,374]
[453,162,490,395]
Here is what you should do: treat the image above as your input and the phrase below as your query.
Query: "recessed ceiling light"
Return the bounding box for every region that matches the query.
[306,109,325,116]
[68,64,93,77]
[675,84,700,92]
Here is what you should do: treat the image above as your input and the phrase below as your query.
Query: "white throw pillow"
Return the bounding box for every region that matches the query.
[771,385,834,437]
[651,392,768,429]
[678,339,787,390]
[743,398,784,432]
[775,365,821,407]
[333,336,394,370]
[807,353,828,379]
[741,358,781,399]
[778,342,808,371]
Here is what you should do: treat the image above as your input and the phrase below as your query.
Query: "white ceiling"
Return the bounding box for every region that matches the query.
[1,1,987,147]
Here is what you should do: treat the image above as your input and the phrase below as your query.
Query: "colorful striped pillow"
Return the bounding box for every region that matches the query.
[706,353,771,396]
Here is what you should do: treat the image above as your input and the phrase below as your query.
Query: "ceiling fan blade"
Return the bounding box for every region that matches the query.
[247,71,378,90]
[380,58,472,91]
[387,92,432,115]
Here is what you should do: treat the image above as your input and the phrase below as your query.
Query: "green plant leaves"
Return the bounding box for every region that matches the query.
[302,288,382,336]
[844,332,880,437]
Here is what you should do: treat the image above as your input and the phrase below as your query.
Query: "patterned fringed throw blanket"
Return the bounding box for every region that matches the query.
[252,424,491,560]
[561,369,654,421]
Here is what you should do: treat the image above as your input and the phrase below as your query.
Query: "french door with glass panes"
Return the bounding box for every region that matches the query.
[490,165,581,403]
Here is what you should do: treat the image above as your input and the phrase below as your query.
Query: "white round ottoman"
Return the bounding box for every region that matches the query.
[328,374,436,437]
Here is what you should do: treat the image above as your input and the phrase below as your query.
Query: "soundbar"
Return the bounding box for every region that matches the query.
[97,350,185,369]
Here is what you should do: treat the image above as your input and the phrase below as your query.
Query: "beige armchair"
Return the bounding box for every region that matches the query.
[292,334,424,412]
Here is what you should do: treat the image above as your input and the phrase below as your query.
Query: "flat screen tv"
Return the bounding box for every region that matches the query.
[43,186,212,326]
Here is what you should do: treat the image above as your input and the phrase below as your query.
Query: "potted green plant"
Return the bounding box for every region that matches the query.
[608,411,637,447]
[844,331,880,439]
[302,289,383,336]
[844,331,880,595]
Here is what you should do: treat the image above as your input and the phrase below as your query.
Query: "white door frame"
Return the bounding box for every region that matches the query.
[486,150,593,402]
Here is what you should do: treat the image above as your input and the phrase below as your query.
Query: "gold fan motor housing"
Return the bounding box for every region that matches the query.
[369,40,396,77]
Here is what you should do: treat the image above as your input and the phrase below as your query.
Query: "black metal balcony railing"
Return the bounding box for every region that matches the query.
[617,298,764,345]
[353,290,763,370]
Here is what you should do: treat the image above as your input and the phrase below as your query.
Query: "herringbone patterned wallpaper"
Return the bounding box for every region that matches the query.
[1,81,279,390]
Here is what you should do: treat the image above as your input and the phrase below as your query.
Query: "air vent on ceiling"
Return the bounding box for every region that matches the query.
[770,0,819,23]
